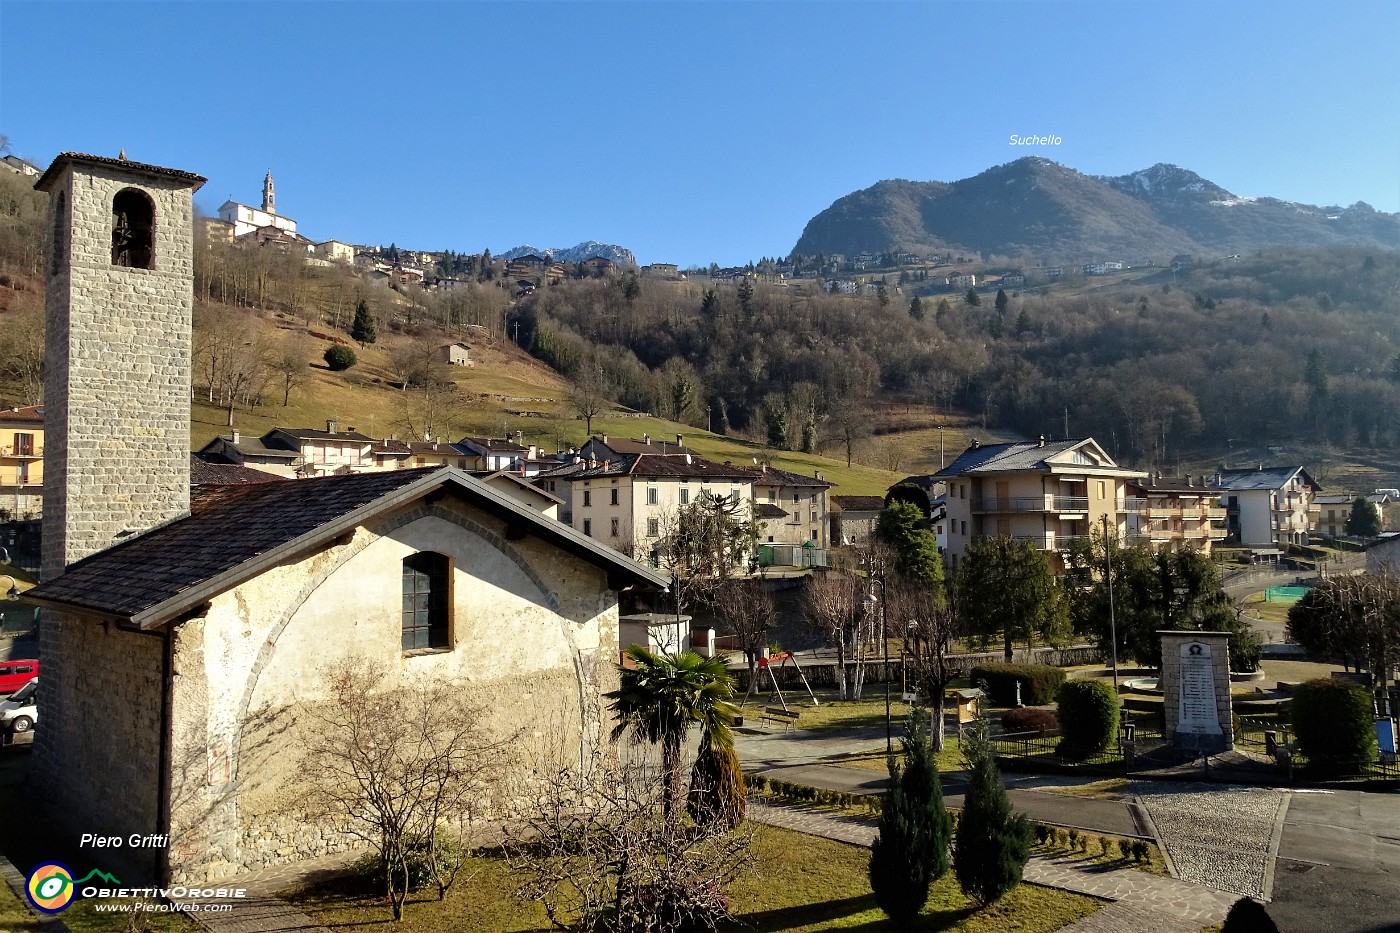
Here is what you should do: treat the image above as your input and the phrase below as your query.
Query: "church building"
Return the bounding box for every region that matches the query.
[216,170,298,238]
[24,152,666,884]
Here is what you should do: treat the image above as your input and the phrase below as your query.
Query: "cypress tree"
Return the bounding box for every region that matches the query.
[954,720,1031,905]
[869,710,952,923]
[351,299,377,345]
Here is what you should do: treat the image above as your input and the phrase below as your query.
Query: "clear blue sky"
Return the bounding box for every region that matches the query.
[3,1,1398,266]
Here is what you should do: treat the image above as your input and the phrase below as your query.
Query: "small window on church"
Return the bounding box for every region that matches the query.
[402,552,450,651]
[112,188,155,269]
[50,192,67,276]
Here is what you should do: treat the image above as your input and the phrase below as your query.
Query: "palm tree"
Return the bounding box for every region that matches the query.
[606,645,738,823]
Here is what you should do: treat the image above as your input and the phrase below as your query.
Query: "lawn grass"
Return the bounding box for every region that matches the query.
[1242,591,1294,626]
[287,825,1105,932]
[0,753,195,931]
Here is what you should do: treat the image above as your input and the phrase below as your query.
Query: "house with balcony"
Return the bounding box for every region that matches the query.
[537,451,756,564]
[1209,465,1320,549]
[1310,492,1387,539]
[736,464,832,549]
[930,437,1146,574]
[0,405,44,521]
[1124,473,1226,554]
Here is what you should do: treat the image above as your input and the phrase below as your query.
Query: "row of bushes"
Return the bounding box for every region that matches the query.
[970,663,1066,706]
[1031,824,1152,862]
[745,774,883,815]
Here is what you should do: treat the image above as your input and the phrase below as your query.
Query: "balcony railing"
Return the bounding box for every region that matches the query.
[973,533,1087,552]
[975,495,1089,513]
[0,446,42,458]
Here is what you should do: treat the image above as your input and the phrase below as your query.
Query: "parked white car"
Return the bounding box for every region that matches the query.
[0,677,36,734]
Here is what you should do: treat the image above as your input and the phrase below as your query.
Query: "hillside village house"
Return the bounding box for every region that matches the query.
[830,495,885,546]
[1312,492,1388,539]
[439,341,472,365]
[1124,473,1226,553]
[1210,466,1319,549]
[312,239,355,264]
[0,405,43,521]
[746,464,832,549]
[930,437,1146,574]
[26,151,667,886]
[538,451,757,564]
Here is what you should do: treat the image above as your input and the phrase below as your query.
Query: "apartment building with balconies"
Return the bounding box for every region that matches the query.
[931,436,1146,573]
[0,405,44,520]
[1210,466,1320,549]
[1124,473,1226,554]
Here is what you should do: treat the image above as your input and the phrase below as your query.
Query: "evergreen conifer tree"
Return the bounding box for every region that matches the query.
[954,718,1031,905]
[869,710,952,923]
[351,299,377,345]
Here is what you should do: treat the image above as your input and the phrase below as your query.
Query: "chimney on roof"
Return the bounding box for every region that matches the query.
[1186,475,1193,487]
[685,454,692,465]
[971,439,980,449]
[643,433,650,445]
[327,419,337,433]
[1038,434,1045,447]
[677,434,684,447]
[1258,463,1264,471]
[601,434,608,445]
[230,431,240,445]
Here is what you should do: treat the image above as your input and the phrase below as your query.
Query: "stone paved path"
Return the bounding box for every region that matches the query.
[172,851,360,933]
[748,800,1240,931]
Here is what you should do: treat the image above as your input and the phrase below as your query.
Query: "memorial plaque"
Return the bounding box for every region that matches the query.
[1177,641,1222,736]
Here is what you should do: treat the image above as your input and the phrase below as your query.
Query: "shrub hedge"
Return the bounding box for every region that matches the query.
[1291,678,1377,776]
[1000,707,1058,736]
[970,664,1066,706]
[324,344,358,371]
[1056,680,1120,760]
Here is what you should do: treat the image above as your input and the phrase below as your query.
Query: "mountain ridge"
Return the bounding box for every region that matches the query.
[792,158,1400,261]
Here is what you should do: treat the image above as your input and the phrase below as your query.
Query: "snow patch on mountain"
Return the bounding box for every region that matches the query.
[501,241,637,266]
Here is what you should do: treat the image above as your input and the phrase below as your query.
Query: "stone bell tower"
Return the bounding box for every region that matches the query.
[36,153,206,579]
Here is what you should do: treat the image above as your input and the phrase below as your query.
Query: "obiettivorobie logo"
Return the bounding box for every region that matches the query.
[25,861,248,915]
[26,862,119,914]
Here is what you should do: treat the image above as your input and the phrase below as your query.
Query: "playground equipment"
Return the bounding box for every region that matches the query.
[738,650,820,712]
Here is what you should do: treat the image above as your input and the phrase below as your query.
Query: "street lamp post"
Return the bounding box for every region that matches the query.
[864,576,893,755]
[1101,513,1120,693]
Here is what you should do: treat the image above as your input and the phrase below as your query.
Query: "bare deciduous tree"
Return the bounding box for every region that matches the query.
[802,571,870,699]
[506,740,752,933]
[889,575,963,751]
[272,334,310,406]
[711,578,775,688]
[299,660,514,921]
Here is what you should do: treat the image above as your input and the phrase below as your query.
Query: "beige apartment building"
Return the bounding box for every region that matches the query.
[934,437,1146,573]
[538,452,756,564]
[1125,474,1226,553]
[0,405,43,521]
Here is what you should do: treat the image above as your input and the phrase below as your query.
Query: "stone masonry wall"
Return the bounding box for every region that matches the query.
[35,614,166,883]
[1160,630,1234,753]
[42,162,193,580]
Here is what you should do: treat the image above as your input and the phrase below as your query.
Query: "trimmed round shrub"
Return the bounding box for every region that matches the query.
[1000,707,1058,736]
[324,344,358,371]
[1291,678,1377,776]
[970,663,1067,706]
[1056,680,1120,760]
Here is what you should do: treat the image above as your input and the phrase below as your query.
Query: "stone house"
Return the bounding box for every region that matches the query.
[439,341,472,366]
[26,152,668,887]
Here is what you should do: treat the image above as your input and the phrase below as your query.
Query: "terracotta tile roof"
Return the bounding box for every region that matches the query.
[35,153,206,193]
[0,405,43,424]
[754,503,789,519]
[24,467,667,626]
[736,465,833,488]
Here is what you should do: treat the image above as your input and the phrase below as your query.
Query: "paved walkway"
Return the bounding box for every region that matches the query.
[172,851,360,933]
[748,800,1240,932]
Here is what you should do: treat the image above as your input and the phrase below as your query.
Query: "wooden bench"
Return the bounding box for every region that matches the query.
[758,706,801,731]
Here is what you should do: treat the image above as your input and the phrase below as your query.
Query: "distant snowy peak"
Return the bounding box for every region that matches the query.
[500,241,637,266]
[1100,163,1233,202]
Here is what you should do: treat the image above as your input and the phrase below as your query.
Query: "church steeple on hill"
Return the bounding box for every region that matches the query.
[261,169,275,214]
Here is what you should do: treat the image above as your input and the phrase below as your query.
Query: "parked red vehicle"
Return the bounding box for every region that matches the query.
[0,660,38,696]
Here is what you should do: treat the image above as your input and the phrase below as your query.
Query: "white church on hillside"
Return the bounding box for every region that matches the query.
[216,170,298,237]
